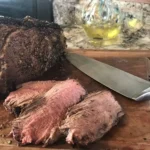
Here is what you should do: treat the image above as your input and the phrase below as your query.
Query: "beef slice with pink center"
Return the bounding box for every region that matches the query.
[3,80,57,115]
[60,91,124,146]
[10,79,86,146]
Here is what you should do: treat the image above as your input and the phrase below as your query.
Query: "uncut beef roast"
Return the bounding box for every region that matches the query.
[9,79,86,146]
[0,16,66,94]
[3,80,58,115]
[60,91,124,146]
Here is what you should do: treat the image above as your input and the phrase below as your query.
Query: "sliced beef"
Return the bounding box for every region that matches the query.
[60,91,124,146]
[3,80,57,115]
[0,16,66,94]
[10,79,86,146]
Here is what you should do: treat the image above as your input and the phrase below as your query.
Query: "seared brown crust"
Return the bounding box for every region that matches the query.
[0,16,66,93]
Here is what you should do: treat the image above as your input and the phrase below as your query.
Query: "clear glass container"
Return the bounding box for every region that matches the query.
[81,0,123,46]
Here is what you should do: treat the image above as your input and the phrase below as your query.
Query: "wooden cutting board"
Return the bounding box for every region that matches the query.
[0,49,150,150]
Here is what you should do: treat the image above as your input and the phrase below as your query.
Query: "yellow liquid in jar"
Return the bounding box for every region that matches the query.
[83,24,120,40]
[83,24,121,46]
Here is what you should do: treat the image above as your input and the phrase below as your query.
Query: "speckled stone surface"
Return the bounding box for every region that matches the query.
[63,25,150,50]
[53,0,78,26]
[112,0,150,26]
[53,0,150,50]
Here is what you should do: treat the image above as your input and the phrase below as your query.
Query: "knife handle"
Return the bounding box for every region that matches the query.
[134,92,150,101]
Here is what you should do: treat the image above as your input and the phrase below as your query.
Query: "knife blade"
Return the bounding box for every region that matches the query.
[67,53,150,101]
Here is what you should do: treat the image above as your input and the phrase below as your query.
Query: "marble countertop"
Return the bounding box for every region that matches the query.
[63,25,150,50]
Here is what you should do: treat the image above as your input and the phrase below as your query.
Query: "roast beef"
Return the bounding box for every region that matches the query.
[3,80,57,115]
[60,91,124,146]
[9,79,86,146]
[0,16,66,94]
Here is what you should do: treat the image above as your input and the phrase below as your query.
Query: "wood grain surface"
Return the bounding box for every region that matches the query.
[68,49,150,59]
[0,50,150,150]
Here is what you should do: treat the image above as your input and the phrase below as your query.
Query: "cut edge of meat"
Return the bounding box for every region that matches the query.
[60,90,124,146]
[3,80,58,116]
[8,79,86,146]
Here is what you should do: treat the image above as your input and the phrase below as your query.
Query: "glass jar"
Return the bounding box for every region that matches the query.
[81,0,123,46]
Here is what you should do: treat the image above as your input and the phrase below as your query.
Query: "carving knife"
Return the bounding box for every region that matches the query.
[67,53,150,101]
